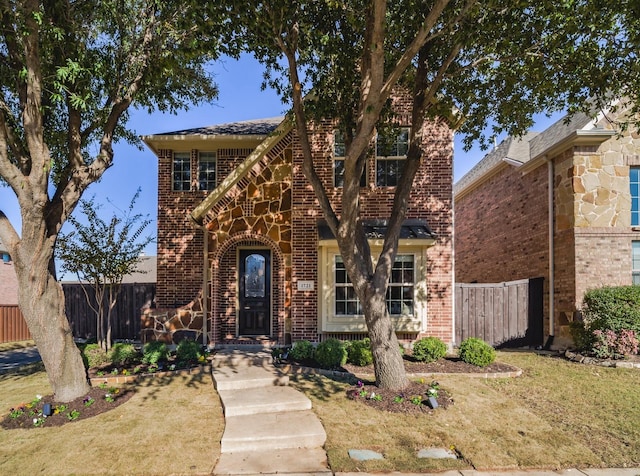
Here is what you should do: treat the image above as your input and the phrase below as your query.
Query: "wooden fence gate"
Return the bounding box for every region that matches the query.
[455,278,543,348]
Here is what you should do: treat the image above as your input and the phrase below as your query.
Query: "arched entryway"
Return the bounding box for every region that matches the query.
[209,233,285,344]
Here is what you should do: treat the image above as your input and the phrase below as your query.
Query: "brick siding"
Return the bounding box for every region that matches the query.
[154,94,455,345]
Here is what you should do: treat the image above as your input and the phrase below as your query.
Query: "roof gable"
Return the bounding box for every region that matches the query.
[190,117,294,226]
[454,110,616,198]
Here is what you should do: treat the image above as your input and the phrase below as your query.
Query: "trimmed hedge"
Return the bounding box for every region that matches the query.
[412,336,447,363]
[458,337,496,367]
[289,340,315,361]
[571,286,640,353]
[582,286,640,333]
[346,338,373,366]
[142,341,169,364]
[315,338,347,368]
[176,339,202,364]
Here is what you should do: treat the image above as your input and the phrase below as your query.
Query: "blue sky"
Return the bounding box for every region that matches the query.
[0,54,562,256]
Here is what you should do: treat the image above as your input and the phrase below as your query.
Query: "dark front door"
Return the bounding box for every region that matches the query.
[238,249,271,336]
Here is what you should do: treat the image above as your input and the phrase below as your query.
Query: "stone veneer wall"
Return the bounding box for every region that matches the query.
[205,139,293,344]
[552,129,640,343]
[291,97,455,343]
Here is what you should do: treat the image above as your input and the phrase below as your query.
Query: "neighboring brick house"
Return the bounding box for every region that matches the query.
[142,99,455,347]
[0,237,18,306]
[455,109,640,348]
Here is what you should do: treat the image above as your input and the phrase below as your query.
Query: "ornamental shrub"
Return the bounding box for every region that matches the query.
[80,343,111,368]
[176,339,202,365]
[569,320,594,352]
[314,338,347,368]
[592,329,639,359]
[142,341,169,365]
[412,337,447,363]
[458,337,496,367]
[582,286,640,334]
[109,343,140,366]
[346,338,373,366]
[289,340,315,361]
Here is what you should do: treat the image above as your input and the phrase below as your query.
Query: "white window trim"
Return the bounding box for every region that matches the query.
[333,130,366,188]
[633,241,640,285]
[172,152,191,192]
[375,126,410,187]
[198,151,217,191]
[317,242,428,333]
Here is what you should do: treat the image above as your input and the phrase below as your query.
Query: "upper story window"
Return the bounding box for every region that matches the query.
[172,152,191,191]
[633,241,640,285]
[198,152,217,191]
[334,254,415,316]
[376,127,410,187]
[333,130,366,187]
[631,167,640,226]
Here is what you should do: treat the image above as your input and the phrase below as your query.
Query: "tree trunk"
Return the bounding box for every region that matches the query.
[15,243,90,402]
[362,288,409,389]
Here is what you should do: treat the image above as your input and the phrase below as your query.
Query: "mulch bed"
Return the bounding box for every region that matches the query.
[1,385,134,430]
[282,354,520,416]
[342,355,518,376]
[346,380,455,415]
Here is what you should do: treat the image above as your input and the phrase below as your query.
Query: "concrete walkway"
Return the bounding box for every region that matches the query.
[211,349,331,475]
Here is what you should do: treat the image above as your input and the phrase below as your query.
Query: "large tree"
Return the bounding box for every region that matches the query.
[226,0,640,389]
[0,0,226,401]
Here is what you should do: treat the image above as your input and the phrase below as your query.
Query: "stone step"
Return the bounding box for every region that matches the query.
[213,447,331,475]
[218,385,312,416]
[212,350,273,369]
[221,410,326,453]
[212,364,289,391]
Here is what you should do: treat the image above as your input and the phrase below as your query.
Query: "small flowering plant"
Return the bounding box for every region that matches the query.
[346,378,451,415]
[3,386,129,430]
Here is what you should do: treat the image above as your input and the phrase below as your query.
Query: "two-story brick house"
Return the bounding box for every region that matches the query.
[455,109,640,348]
[141,98,454,347]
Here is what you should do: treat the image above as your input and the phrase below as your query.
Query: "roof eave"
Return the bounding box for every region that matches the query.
[520,129,617,174]
[141,133,272,157]
[190,117,294,226]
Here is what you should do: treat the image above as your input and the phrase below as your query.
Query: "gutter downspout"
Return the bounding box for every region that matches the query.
[546,157,555,349]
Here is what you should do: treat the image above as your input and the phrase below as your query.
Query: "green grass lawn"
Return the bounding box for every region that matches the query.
[0,366,224,475]
[1,350,638,474]
[291,351,640,472]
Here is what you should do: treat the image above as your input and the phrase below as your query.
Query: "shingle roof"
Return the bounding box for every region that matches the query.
[529,111,595,159]
[154,117,284,137]
[453,131,539,195]
[454,110,615,197]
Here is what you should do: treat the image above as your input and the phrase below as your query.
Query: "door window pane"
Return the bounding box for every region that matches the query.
[244,254,266,298]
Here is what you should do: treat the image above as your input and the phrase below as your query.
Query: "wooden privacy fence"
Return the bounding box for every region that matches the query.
[0,284,155,344]
[455,278,543,348]
[0,305,31,343]
[63,283,156,341]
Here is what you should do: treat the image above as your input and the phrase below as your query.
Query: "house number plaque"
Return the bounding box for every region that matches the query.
[297,280,314,291]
